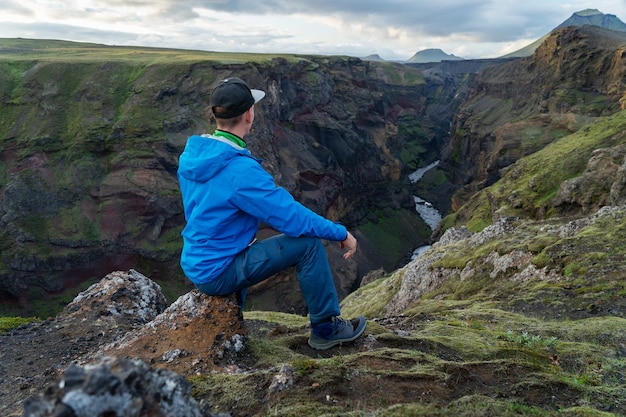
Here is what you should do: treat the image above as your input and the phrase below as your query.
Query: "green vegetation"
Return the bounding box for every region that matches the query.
[0,316,39,332]
[397,115,432,170]
[454,110,626,231]
[504,329,558,349]
[186,299,626,416]
[0,38,303,64]
[376,61,425,86]
[359,208,430,267]
[341,270,403,319]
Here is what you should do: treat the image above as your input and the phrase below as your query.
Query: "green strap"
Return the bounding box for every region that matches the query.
[214,130,247,148]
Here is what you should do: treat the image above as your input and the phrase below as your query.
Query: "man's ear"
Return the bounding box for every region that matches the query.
[244,106,254,124]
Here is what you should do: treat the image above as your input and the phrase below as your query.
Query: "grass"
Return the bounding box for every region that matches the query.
[0,38,306,64]
[454,110,626,231]
[0,316,40,332]
[187,299,626,416]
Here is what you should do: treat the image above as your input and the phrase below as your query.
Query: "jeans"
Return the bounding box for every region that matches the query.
[194,234,341,323]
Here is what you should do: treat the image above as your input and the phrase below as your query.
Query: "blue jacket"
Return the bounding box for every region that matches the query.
[177,134,348,285]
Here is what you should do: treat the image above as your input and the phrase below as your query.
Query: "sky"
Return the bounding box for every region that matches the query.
[1,1,626,61]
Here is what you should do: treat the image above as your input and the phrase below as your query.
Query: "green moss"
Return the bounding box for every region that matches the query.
[341,271,403,319]
[188,373,264,414]
[244,310,309,328]
[52,205,101,242]
[532,252,552,268]
[0,316,40,332]
[183,302,626,416]
[17,213,50,243]
[455,111,626,231]
[358,208,429,267]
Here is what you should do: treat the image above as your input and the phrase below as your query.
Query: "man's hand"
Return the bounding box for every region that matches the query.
[340,231,357,260]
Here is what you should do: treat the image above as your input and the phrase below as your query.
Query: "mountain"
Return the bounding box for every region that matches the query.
[406,48,464,63]
[555,8,626,31]
[362,53,385,61]
[503,8,626,58]
[445,25,626,213]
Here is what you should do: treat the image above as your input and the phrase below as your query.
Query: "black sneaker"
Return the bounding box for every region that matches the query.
[308,316,367,350]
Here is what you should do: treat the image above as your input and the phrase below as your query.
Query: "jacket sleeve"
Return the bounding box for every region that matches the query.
[230,158,348,241]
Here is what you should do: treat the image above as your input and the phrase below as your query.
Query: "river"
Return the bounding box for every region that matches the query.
[409,160,443,258]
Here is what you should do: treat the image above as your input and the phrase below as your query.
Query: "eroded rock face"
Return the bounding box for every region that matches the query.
[385,217,537,315]
[445,26,626,210]
[21,357,203,417]
[0,53,435,313]
[554,143,626,213]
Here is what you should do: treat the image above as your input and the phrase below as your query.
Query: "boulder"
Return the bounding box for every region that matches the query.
[21,356,203,417]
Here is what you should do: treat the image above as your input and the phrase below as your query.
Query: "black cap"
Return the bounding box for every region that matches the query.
[209,77,265,119]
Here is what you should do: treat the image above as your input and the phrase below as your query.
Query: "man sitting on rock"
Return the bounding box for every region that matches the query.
[176,77,366,350]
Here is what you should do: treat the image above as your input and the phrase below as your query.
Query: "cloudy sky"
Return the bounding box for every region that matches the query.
[1,1,625,60]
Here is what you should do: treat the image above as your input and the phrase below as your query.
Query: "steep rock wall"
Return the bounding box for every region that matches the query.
[443,26,626,211]
[0,51,444,314]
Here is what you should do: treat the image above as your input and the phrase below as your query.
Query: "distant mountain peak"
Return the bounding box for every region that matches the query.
[555,8,626,32]
[574,8,602,16]
[503,9,626,58]
[406,48,464,63]
[362,54,385,62]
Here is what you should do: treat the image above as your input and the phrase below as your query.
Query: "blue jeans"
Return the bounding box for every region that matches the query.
[194,234,341,323]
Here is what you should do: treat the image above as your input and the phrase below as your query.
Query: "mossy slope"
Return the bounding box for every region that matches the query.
[190,113,626,416]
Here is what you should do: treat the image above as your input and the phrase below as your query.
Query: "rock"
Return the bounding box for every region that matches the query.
[360,268,386,287]
[59,269,168,326]
[99,289,246,376]
[553,145,626,213]
[0,270,248,416]
[0,53,433,316]
[267,364,296,396]
[21,356,203,417]
[385,217,519,315]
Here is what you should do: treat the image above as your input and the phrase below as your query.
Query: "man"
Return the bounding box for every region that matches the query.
[177,77,366,350]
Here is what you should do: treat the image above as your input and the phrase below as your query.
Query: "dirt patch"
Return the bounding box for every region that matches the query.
[102,290,245,376]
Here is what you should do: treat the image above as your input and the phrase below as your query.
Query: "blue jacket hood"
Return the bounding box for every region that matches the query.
[177,134,255,183]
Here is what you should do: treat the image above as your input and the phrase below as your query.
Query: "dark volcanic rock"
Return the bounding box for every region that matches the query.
[21,357,203,417]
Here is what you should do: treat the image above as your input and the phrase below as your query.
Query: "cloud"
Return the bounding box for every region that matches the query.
[0,0,625,60]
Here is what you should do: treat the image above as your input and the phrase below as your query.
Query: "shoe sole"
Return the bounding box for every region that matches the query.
[307,317,367,350]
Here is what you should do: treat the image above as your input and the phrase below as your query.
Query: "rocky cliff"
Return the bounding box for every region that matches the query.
[4,200,626,415]
[0,42,450,316]
[3,26,626,319]
[443,26,626,213]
